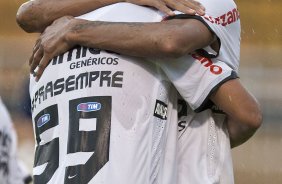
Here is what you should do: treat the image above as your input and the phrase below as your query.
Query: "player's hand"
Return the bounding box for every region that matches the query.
[126,0,205,16]
[29,16,75,81]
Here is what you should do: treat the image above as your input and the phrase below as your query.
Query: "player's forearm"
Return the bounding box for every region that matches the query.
[16,0,123,33]
[67,20,179,58]
[66,18,213,59]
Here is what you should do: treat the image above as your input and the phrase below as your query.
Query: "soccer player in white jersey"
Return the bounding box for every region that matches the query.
[18,4,183,184]
[0,97,32,184]
[17,0,262,183]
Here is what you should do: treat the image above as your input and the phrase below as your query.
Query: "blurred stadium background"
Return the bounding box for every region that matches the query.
[0,0,281,183]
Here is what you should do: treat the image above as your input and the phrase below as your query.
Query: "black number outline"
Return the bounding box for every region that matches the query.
[33,97,111,184]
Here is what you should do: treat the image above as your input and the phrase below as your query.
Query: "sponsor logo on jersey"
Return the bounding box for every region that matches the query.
[52,46,120,66]
[37,114,50,127]
[203,8,240,27]
[154,100,168,120]
[77,102,101,112]
[192,54,223,74]
[69,57,119,70]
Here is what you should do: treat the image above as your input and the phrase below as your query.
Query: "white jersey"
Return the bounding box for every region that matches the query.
[201,0,241,71]
[29,5,178,184]
[177,101,234,184]
[160,0,240,111]
[0,97,31,184]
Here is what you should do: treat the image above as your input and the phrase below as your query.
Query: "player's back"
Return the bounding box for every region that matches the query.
[29,3,177,184]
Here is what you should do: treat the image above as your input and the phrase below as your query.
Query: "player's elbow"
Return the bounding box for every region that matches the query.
[238,103,263,132]
[16,2,44,33]
[158,37,191,58]
[248,107,263,131]
[228,107,262,148]
[16,2,33,32]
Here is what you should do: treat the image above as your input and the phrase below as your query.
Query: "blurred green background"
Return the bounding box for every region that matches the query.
[0,0,281,183]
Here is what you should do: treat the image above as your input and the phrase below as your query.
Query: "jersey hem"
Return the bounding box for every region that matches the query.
[194,70,238,113]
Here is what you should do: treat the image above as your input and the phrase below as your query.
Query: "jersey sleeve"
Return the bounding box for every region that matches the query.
[159,54,238,112]
[165,0,241,71]
[160,0,241,111]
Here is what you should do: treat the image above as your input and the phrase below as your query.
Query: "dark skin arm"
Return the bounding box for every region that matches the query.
[210,79,262,148]
[16,0,205,33]
[29,16,215,79]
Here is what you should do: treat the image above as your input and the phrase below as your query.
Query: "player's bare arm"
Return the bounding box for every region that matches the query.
[17,0,205,33]
[29,16,214,80]
[210,79,263,148]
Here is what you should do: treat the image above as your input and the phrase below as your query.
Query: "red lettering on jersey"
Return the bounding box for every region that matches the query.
[202,8,240,26]
[220,14,227,26]
[199,58,213,67]
[227,11,234,24]
[210,65,223,74]
[191,54,223,75]
[215,17,220,25]
[204,16,211,23]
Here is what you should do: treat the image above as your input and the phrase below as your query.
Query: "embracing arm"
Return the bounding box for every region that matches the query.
[16,0,205,33]
[67,18,214,58]
[30,16,215,80]
[210,79,263,148]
